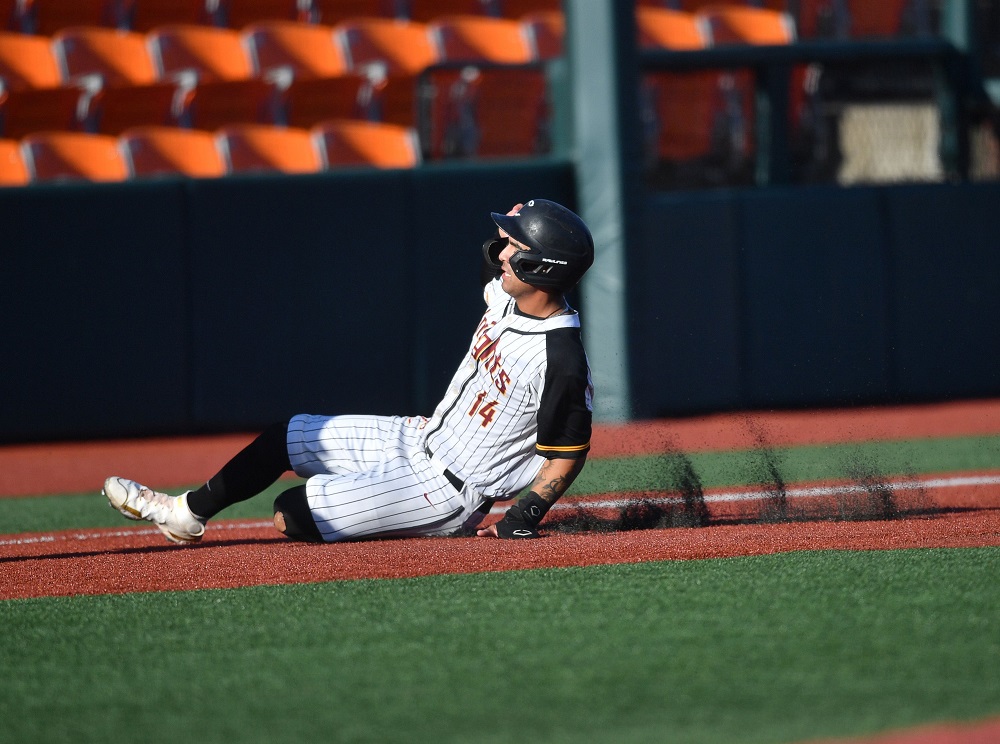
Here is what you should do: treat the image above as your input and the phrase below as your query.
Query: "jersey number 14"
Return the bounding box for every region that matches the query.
[468,391,498,427]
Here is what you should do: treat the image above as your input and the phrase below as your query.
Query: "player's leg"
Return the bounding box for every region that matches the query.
[272,485,323,542]
[186,421,292,520]
[104,420,293,544]
[276,414,489,542]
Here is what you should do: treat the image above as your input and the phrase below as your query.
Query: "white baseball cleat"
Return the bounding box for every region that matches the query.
[103,476,206,545]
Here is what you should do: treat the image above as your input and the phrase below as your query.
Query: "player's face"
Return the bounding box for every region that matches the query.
[497,238,535,298]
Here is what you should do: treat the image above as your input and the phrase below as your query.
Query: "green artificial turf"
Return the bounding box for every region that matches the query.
[2,434,998,535]
[1,548,998,744]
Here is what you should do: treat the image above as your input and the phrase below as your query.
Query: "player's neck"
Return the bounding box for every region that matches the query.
[514,290,567,319]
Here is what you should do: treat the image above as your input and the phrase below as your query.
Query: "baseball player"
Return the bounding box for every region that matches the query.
[103,198,595,542]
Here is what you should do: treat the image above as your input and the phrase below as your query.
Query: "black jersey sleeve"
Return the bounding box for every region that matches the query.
[536,326,593,459]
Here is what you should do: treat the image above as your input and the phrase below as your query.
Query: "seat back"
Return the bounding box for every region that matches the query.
[219,0,303,29]
[86,83,180,134]
[0,31,63,89]
[21,130,128,181]
[218,123,321,173]
[847,0,918,38]
[282,73,373,127]
[430,15,533,64]
[22,0,119,36]
[1,0,21,32]
[178,78,280,129]
[313,118,420,168]
[498,0,561,19]
[120,125,227,177]
[635,7,709,50]
[635,8,722,165]
[54,28,160,86]
[408,0,497,22]
[0,87,84,137]
[0,136,29,184]
[338,19,437,74]
[307,0,400,25]
[245,21,346,79]
[150,25,254,81]
[123,0,214,33]
[697,5,796,45]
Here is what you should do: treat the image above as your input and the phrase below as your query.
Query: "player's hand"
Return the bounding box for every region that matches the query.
[475,523,499,538]
[479,501,542,538]
[496,203,524,238]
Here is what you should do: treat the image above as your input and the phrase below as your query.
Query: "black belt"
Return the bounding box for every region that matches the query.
[424,445,465,492]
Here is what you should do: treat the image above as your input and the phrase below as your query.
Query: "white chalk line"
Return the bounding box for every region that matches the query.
[3,474,999,547]
[491,474,1000,514]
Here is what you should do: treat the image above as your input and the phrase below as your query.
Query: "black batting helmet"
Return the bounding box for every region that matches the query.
[485,199,594,292]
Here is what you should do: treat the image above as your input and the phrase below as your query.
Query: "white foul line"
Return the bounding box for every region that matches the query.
[496,473,1000,514]
[4,474,999,547]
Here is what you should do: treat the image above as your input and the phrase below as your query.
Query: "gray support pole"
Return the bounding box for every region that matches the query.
[566,0,641,422]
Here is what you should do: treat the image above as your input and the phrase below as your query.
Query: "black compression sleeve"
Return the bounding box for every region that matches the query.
[187,421,292,520]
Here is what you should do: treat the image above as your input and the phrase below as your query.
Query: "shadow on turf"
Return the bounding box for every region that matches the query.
[542,502,993,535]
[0,535,290,563]
[544,429,977,535]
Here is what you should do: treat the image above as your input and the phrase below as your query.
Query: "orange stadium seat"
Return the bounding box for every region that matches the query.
[1,0,21,31]
[0,35,85,137]
[120,125,227,177]
[312,118,420,168]
[217,123,322,173]
[425,15,546,158]
[0,136,29,185]
[218,0,303,29]
[697,4,796,45]
[407,0,497,23]
[21,130,128,181]
[337,18,438,74]
[429,15,534,64]
[122,0,214,33]
[696,5,800,179]
[149,25,254,81]
[245,21,347,80]
[847,0,922,38]
[0,87,83,137]
[178,78,280,129]
[307,0,400,25]
[53,27,180,134]
[0,31,64,89]
[635,8,722,164]
[21,0,119,35]
[336,18,438,139]
[636,6,709,50]
[282,73,374,127]
[498,0,561,19]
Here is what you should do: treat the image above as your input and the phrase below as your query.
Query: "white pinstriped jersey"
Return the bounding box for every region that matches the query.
[421,277,594,502]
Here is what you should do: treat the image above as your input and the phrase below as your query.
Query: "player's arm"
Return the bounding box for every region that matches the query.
[476,454,587,539]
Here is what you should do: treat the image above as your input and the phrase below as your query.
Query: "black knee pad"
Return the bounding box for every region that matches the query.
[273,485,323,542]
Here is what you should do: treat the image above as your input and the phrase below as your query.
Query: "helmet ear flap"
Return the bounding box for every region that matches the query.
[482,236,507,269]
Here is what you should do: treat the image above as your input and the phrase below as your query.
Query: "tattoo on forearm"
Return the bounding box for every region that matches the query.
[532,458,587,504]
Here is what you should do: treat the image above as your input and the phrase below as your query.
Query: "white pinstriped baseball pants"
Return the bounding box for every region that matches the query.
[287,414,484,542]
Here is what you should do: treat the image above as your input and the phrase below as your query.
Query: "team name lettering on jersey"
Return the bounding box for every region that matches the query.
[471,319,511,397]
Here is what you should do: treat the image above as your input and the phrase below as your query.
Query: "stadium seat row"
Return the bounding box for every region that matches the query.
[0,120,421,185]
[1,0,932,41]
[646,0,931,40]
[0,15,558,156]
[1,0,562,35]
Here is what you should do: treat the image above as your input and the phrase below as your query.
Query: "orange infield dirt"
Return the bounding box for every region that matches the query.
[3,399,1000,744]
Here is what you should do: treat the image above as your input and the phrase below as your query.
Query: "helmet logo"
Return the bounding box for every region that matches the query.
[541,258,568,265]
